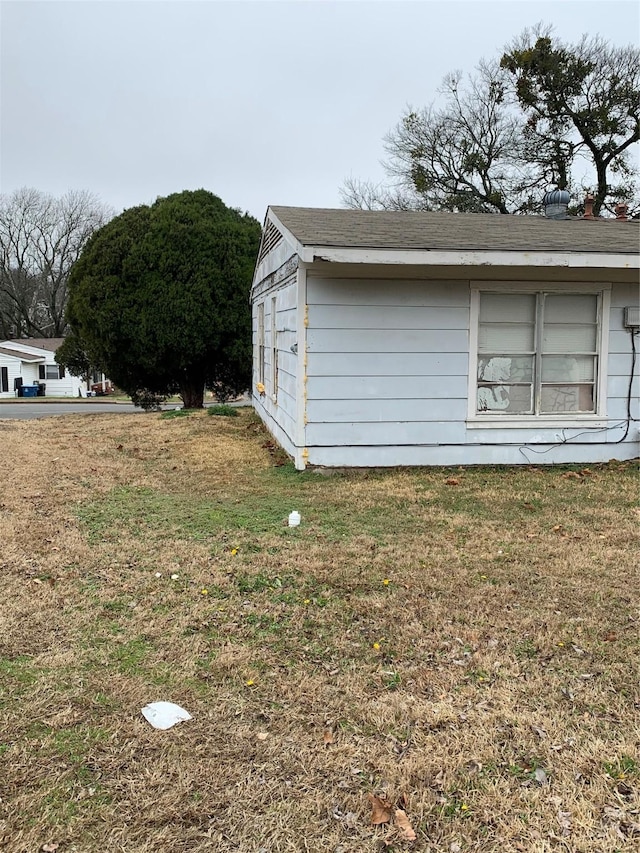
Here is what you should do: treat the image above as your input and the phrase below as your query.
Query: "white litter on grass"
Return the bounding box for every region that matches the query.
[288,511,301,527]
[141,701,192,730]
[170,573,179,580]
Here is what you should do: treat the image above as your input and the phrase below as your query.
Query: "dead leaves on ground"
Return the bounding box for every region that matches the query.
[368,793,394,825]
[368,793,417,841]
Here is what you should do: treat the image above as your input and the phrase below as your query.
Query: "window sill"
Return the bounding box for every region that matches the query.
[466,416,608,430]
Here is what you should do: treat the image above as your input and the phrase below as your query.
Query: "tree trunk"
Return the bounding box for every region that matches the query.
[179,379,205,409]
[593,158,608,217]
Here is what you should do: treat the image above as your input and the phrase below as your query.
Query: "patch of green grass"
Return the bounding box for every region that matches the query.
[604,755,638,779]
[51,726,110,763]
[207,404,239,417]
[108,637,152,675]
[0,655,38,686]
[514,638,539,660]
[77,486,299,544]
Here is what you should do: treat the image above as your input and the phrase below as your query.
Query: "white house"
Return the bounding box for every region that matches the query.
[0,338,85,398]
[250,206,639,470]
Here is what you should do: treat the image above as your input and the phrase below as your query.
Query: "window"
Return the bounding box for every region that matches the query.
[39,364,65,380]
[474,290,603,416]
[257,302,265,385]
[271,295,278,401]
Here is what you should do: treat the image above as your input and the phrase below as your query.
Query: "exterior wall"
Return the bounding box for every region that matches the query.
[302,273,639,468]
[252,273,300,460]
[0,342,84,398]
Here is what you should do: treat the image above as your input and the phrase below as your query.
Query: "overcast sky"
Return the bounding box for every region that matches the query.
[1,0,638,221]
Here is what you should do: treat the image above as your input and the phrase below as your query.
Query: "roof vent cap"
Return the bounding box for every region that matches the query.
[543,188,570,220]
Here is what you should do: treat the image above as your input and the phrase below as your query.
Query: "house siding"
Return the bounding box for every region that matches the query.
[0,342,84,398]
[252,273,299,459]
[608,284,640,423]
[305,276,470,452]
[302,275,638,467]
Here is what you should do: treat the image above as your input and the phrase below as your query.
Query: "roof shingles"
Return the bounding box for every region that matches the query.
[270,206,640,255]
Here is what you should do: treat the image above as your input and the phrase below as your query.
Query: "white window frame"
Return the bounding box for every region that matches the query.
[467,281,610,428]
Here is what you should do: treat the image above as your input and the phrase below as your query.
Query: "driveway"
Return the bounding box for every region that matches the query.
[0,401,139,419]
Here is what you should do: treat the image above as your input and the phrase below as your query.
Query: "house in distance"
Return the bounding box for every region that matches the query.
[250,200,639,470]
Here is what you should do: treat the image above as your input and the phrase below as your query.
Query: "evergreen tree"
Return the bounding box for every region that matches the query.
[64,190,261,408]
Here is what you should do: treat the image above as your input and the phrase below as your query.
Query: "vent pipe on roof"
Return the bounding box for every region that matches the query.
[582,194,595,220]
[543,188,570,219]
[614,203,629,221]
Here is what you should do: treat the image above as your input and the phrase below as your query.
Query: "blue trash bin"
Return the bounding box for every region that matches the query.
[22,385,38,398]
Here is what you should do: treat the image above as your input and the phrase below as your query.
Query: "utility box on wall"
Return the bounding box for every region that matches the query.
[623,306,640,329]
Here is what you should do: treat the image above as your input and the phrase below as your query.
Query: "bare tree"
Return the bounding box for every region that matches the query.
[0,188,113,339]
[343,63,544,214]
[342,29,639,216]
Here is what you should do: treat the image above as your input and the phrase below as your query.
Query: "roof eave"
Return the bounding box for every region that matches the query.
[304,246,639,269]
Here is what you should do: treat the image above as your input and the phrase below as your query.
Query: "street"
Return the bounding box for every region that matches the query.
[0,402,139,419]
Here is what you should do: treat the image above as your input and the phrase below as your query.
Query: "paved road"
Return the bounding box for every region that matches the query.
[0,402,139,419]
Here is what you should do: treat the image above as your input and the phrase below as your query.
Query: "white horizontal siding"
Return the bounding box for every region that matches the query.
[606,289,639,432]
[253,275,299,456]
[306,277,468,306]
[308,352,469,376]
[609,330,635,353]
[307,328,468,353]
[252,269,637,468]
[307,375,468,400]
[610,284,639,307]
[306,421,467,446]
[308,304,468,329]
[307,441,638,467]
[307,398,468,423]
[608,374,639,399]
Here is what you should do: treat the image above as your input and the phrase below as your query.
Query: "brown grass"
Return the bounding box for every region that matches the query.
[0,408,638,852]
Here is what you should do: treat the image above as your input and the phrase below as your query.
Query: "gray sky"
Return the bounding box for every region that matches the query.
[1,0,638,221]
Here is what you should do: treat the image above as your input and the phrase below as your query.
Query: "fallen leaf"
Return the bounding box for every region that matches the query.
[445,478,460,486]
[603,631,617,642]
[41,845,59,852]
[368,793,393,825]
[562,471,582,480]
[557,809,572,836]
[534,767,549,785]
[323,729,334,746]
[552,524,562,531]
[394,808,417,841]
[256,732,268,741]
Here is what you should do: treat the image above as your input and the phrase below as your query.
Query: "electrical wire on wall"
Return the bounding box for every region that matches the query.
[518,326,639,461]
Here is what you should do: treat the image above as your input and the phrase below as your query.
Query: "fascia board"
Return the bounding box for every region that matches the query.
[305,246,640,269]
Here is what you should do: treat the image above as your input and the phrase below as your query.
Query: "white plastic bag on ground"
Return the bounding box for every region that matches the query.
[141,701,192,730]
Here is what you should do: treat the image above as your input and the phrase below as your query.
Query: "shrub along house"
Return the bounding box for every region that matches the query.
[250,200,639,470]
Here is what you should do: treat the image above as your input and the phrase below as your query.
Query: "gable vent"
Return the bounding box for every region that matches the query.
[257,219,284,264]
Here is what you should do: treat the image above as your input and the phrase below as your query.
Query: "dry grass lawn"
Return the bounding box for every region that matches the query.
[0,408,638,853]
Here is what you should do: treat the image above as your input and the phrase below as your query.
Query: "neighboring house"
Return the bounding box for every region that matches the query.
[250,205,639,469]
[0,338,85,397]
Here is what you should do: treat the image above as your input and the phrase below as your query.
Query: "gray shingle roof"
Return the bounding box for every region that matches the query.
[270,206,640,255]
[7,337,64,352]
[0,346,45,362]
